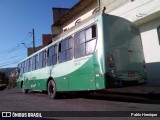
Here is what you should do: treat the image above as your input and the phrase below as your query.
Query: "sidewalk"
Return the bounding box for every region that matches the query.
[105,85,160,94]
[102,85,160,100]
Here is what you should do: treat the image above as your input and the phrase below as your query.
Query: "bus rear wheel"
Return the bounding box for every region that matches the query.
[47,80,56,99]
[22,82,28,94]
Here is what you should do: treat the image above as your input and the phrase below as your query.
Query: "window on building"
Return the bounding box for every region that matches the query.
[157,26,160,45]
[58,37,73,63]
[47,45,57,66]
[74,25,97,58]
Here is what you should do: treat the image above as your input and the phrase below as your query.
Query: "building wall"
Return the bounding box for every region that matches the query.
[105,0,160,86]
[100,0,129,13]
[108,0,160,24]
[27,46,43,56]
[27,34,52,56]
[140,18,160,63]
[52,8,70,23]
[62,1,97,31]
[42,34,52,46]
[139,18,160,86]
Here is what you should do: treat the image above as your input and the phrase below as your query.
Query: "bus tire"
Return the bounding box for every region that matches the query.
[47,80,56,99]
[22,82,28,94]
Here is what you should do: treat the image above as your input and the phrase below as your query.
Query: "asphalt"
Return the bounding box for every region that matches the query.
[107,85,160,93]
[0,86,160,120]
[101,85,160,100]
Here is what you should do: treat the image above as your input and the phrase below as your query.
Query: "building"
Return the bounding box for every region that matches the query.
[27,34,52,56]
[51,0,160,86]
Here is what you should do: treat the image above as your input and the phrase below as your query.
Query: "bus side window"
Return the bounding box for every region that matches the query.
[74,31,85,58]
[26,59,29,72]
[39,51,46,68]
[47,48,50,66]
[58,40,66,63]
[39,52,43,69]
[35,54,38,69]
[29,58,32,72]
[58,37,73,63]
[53,45,57,65]
[19,63,22,74]
[47,47,51,66]
[32,56,35,70]
[25,60,27,72]
[32,56,36,71]
[66,37,73,61]
[85,25,97,55]
[23,61,25,73]
[74,25,97,58]
[42,51,46,68]
[47,45,57,66]
[22,61,25,73]
[17,64,21,74]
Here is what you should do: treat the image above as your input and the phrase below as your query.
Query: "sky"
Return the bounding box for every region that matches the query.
[0,0,79,68]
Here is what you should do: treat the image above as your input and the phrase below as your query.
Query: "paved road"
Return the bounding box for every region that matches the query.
[0,88,160,120]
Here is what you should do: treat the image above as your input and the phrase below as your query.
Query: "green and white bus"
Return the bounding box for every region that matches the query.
[17,13,146,99]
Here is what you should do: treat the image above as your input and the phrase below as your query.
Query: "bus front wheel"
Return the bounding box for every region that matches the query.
[47,80,56,99]
[22,82,28,94]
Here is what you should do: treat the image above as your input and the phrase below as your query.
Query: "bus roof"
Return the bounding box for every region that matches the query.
[18,12,133,64]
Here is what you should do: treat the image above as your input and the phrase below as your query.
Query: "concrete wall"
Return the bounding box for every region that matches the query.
[108,0,160,24]
[139,18,160,86]
[52,8,70,23]
[62,0,131,30]
[100,0,129,12]
[42,34,52,46]
[62,1,97,31]
[106,0,160,86]
[27,46,43,56]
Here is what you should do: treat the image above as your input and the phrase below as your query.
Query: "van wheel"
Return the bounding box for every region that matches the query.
[47,80,56,99]
[22,82,28,94]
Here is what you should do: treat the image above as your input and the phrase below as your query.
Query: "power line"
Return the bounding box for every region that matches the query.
[0,62,19,68]
[0,58,24,65]
[0,54,25,62]
[0,33,32,54]
[0,30,37,68]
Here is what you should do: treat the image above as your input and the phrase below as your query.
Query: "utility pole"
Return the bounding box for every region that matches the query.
[32,28,36,53]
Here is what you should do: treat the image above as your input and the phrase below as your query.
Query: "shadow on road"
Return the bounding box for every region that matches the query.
[85,92,160,104]
[55,91,160,104]
[21,89,160,105]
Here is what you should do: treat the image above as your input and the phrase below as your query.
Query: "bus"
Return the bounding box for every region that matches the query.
[17,12,147,99]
